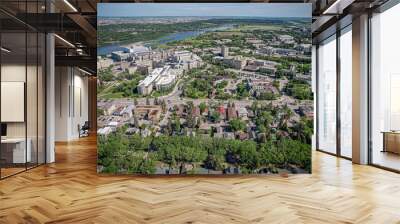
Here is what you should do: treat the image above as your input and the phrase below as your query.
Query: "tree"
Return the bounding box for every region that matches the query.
[278,139,311,172]
[296,63,311,74]
[209,111,221,123]
[97,128,157,174]
[251,101,258,114]
[259,141,285,170]
[125,151,156,174]
[158,144,179,170]
[215,80,228,89]
[257,92,277,100]
[291,118,313,144]
[199,102,207,114]
[280,105,293,130]
[178,146,207,174]
[285,80,312,100]
[272,80,280,89]
[172,116,181,133]
[228,140,258,173]
[257,125,267,134]
[229,118,246,132]
[98,67,114,82]
[236,81,249,98]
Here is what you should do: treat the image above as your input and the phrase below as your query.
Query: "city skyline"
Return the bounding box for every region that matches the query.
[98,3,311,18]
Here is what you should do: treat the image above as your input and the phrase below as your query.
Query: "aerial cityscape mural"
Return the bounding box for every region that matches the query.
[97,3,313,175]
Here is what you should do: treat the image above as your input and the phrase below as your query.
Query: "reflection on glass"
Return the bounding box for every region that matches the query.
[340,26,352,158]
[371,3,400,171]
[27,32,38,169]
[318,35,337,154]
[38,33,46,165]
[1,32,27,177]
[0,0,47,178]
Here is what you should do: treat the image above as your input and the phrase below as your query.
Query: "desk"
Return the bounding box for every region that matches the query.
[1,138,31,163]
[382,131,400,154]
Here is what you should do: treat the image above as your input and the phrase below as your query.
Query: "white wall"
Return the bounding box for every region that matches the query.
[1,64,26,138]
[1,63,46,164]
[55,67,89,141]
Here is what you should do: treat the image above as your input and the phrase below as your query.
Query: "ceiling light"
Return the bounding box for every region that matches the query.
[78,67,92,76]
[1,47,11,53]
[63,0,78,12]
[76,49,84,55]
[322,0,354,15]
[54,34,75,48]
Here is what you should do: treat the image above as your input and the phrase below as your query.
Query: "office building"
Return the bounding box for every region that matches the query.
[111,51,130,61]
[221,45,229,57]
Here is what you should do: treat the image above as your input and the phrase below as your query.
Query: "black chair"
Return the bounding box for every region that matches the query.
[79,121,90,138]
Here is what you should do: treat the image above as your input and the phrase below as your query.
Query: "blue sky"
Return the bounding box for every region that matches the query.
[98,3,311,18]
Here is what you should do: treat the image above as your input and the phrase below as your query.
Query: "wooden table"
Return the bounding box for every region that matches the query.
[1,138,31,164]
[382,131,400,154]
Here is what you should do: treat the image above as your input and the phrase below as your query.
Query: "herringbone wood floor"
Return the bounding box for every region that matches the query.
[1,136,400,224]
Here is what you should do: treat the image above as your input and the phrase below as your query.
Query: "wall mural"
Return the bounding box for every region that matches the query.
[97,3,313,175]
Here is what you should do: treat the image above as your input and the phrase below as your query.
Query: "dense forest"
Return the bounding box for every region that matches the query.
[98,126,312,175]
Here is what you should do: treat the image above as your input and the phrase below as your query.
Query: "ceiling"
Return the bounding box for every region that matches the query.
[0,0,98,74]
[0,0,392,74]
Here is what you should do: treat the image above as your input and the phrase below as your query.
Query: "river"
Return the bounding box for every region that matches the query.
[98,24,235,56]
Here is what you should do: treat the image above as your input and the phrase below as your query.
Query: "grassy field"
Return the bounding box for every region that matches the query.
[212,31,245,38]
[229,24,281,32]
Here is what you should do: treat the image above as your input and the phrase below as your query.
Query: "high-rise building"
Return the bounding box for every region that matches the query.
[221,45,229,57]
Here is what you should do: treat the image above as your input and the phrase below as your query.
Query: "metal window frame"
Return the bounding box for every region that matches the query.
[315,20,353,161]
[315,0,400,172]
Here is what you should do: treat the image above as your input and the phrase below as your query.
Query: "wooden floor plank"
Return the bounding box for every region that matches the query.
[0,136,399,224]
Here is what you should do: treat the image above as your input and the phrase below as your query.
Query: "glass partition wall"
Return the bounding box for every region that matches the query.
[0,3,46,179]
[316,25,353,159]
[370,3,400,171]
[339,26,352,159]
[317,35,337,155]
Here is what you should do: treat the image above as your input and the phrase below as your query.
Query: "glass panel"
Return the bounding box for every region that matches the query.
[26,0,39,169]
[1,31,27,177]
[0,0,46,178]
[339,26,352,158]
[318,36,336,153]
[317,35,337,154]
[38,32,45,165]
[371,4,400,171]
[27,31,38,169]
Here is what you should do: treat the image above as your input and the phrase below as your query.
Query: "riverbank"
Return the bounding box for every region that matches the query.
[98,24,235,55]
